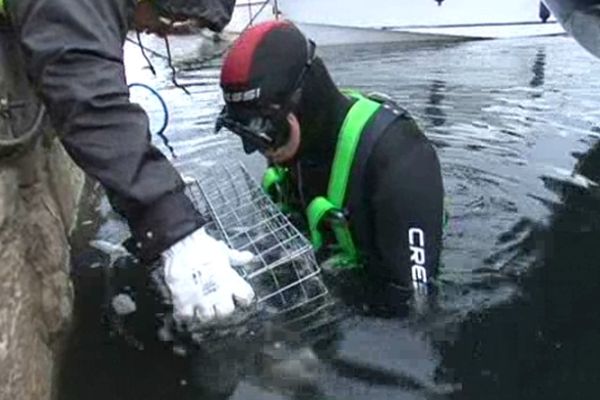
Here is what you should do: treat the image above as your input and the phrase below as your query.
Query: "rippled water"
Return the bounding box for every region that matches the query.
[59,34,600,400]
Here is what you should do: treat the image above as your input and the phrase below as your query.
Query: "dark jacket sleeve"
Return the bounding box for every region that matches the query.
[8,0,204,261]
[366,116,444,299]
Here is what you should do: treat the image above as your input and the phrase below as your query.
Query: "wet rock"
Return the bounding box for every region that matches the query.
[0,139,84,400]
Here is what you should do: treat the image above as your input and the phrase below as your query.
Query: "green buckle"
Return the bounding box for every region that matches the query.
[306,196,335,251]
[306,196,360,269]
[262,166,288,194]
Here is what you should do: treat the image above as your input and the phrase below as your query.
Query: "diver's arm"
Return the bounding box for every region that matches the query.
[368,117,444,297]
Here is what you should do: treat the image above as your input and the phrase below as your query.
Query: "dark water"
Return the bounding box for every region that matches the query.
[59,34,600,400]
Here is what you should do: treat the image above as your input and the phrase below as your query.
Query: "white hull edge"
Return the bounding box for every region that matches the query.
[292,21,567,46]
[293,23,460,46]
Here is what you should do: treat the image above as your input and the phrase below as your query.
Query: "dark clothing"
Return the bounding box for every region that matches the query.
[357,110,444,295]
[6,0,207,261]
[288,100,444,301]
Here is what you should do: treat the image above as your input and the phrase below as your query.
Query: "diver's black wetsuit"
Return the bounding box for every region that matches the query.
[217,22,445,308]
[282,59,445,306]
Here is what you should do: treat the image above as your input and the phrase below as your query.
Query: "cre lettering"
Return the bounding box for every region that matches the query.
[408,228,427,285]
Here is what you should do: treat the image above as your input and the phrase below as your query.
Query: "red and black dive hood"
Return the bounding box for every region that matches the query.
[217,20,316,153]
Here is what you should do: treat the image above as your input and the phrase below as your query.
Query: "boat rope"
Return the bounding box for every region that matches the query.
[128,82,176,159]
[0,102,46,160]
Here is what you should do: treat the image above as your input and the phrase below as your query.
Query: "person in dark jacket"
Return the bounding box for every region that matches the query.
[216,21,445,310]
[1,0,255,323]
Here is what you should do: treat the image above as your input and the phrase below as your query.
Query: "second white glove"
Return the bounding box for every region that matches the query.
[162,227,256,323]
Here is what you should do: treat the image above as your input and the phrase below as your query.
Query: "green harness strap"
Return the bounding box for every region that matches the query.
[262,165,288,195]
[264,92,449,268]
[262,93,382,267]
[262,165,292,212]
[0,0,6,16]
[306,93,381,266]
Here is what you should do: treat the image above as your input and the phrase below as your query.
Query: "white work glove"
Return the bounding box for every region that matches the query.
[162,227,256,323]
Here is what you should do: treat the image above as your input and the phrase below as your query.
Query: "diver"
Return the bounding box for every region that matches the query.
[216,21,446,312]
[0,0,257,326]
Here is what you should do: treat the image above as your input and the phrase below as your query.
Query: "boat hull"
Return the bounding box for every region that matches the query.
[226,0,567,45]
[293,21,565,46]
[281,0,566,45]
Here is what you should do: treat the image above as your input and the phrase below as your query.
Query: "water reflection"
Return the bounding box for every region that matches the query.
[434,135,600,399]
[60,34,600,400]
[530,49,547,89]
[424,79,448,127]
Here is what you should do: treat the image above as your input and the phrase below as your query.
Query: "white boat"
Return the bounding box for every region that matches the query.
[226,0,566,45]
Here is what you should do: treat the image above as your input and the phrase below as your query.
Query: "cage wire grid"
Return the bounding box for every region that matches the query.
[184,161,340,334]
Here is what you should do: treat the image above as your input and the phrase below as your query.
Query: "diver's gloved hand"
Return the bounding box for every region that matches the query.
[162,227,255,323]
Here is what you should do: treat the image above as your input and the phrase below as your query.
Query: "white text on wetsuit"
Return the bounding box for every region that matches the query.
[409,228,428,287]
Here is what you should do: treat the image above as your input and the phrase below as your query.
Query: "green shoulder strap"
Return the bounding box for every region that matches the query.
[0,0,6,16]
[307,92,381,266]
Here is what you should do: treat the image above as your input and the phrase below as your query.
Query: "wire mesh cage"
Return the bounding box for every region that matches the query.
[184,161,340,338]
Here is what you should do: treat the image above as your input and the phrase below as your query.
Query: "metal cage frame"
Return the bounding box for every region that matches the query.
[184,161,340,336]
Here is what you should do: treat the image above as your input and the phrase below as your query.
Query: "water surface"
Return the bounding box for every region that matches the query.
[60,34,600,400]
